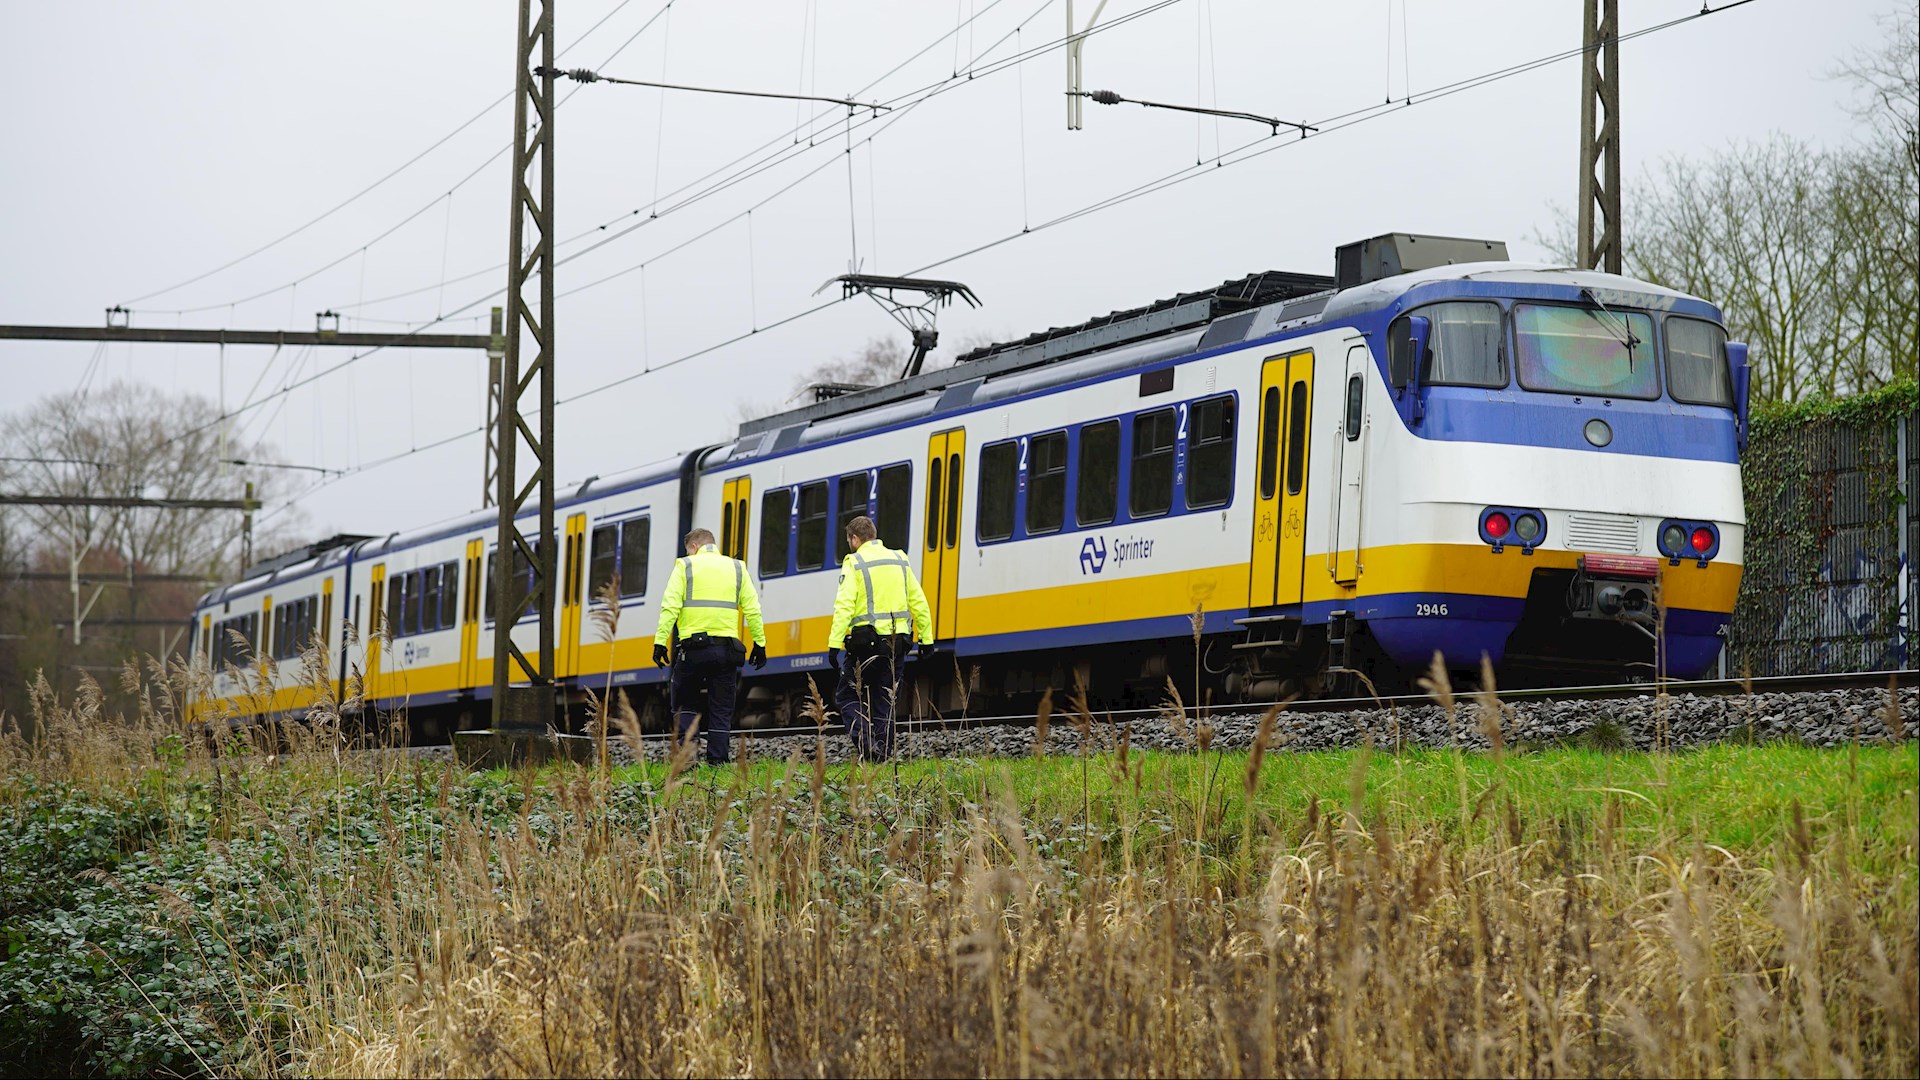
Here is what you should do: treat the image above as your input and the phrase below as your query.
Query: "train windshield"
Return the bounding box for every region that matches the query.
[1665,317,1734,406]
[1514,304,1659,399]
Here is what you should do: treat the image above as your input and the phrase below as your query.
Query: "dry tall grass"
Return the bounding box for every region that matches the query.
[1,656,1914,1078]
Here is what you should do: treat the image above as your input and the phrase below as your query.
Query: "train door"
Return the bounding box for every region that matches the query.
[560,513,587,677]
[366,564,386,699]
[460,539,483,690]
[1332,343,1370,584]
[922,429,966,640]
[321,578,336,696]
[720,476,752,640]
[1250,351,1317,607]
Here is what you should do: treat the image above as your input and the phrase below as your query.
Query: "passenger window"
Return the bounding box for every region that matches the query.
[1345,376,1363,441]
[422,565,442,632]
[720,501,735,559]
[977,440,1017,541]
[387,574,405,636]
[1185,396,1235,510]
[759,489,792,576]
[590,525,618,597]
[1130,408,1176,518]
[482,555,495,621]
[925,457,944,552]
[1076,421,1119,527]
[440,562,459,628]
[876,463,911,551]
[837,472,871,544]
[1026,431,1068,534]
[796,482,829,570]
[620,518,650,597]
[1259,386,1281,499]
[403,571,422,636]
[1286,382,1309,496]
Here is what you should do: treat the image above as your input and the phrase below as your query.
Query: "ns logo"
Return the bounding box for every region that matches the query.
[1079,536,1107,575]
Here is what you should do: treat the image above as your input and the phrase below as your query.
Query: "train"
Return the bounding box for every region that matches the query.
[189,232,1750,734]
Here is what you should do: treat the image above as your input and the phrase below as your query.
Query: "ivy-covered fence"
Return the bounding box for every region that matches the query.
[1727,382,1917,676]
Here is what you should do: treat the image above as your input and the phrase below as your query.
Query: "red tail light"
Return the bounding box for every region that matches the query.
[1485,512,1511,539]
[1690,527,1713,553]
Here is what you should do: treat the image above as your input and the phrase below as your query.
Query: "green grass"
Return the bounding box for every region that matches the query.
[600,740,1919,863]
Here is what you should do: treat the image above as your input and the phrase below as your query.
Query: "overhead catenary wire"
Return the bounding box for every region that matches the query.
[127,0,681,319]
[251,0,1753,512]
[120,0,660,310]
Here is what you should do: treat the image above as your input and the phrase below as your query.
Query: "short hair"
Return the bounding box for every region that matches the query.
[684,528,715,549]
[845,515,877,542]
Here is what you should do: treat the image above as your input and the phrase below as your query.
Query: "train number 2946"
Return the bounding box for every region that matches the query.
[1415,602,1450,617]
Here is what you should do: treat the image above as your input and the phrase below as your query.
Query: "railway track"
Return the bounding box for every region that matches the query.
[636,668,1917,743]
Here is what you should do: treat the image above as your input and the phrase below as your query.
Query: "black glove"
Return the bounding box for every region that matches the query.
[653,643,670,668]
[827,647,842,672]
[749,643,766,670]
[914,641,933,659]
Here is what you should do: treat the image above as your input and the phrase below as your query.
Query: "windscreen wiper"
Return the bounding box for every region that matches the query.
[1580,287,1641,369]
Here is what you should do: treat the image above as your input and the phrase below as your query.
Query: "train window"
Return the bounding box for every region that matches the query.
[1258,386,1281,499]
[977,440,1017,542]
[1286,381,1309,496]
[1418,301,1507,388]
[1130,408,1176,518]
[1344,376,1363,441]
[796,482,829,570]
[1665,317,1733,407]
[944,453,961,548]
[439,561,459,628]
[404,570,423,636]
[924,457,943,552]
[1026,431,1068,534]
[590,526,618,597]
[482,554,496,621]
[1515,304,1659,399]
[876,463,911,551]
[1077,420,1119,527]
[422,566,442,632]
[1186,396,1235,509]
[387,574,405,637]
[720,501,735,559]
[759,490,792,576]
[837,472,871,544]
[620,518,650,597]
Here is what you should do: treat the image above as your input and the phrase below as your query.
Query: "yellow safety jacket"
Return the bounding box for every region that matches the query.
[654,544,766,647]
[828,540,933,649]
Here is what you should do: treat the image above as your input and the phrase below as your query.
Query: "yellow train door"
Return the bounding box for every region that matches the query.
[1276,352,1315,604]
[922,429,965,640]
[366,564,386,699]
[1250,351,1315,607]
[460,539,482,691]
[721,476,753,640]
[560,513,587,677]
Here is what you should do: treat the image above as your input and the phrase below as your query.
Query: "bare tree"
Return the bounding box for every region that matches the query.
[1534,15,1917,402]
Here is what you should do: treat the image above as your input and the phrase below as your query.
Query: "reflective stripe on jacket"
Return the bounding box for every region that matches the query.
[828,540,932,648]
[653,544,766,647]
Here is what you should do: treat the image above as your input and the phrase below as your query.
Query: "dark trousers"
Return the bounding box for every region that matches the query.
[670,654,738,764]
[835,634,910,761]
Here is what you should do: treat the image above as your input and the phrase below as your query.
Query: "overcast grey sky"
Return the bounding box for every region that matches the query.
[0,0,1895,544]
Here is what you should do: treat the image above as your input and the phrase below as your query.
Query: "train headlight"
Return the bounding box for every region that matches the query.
[1662,524,1687,554]
[1514,513,1543,544]
[1584,418,1613,447]
[1690,527,1714,553]
[1484,511,1511,539]
[1657,519,1719,563]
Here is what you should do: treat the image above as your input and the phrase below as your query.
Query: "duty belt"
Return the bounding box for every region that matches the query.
[680,558,744,610]
[849,549,911,628]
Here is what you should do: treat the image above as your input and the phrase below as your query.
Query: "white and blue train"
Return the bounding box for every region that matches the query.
[190,233,1750,731]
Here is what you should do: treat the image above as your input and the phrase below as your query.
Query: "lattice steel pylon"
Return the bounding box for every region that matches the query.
[492,0,558,730]
[1576,0,1621,275]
